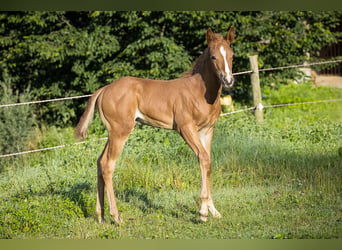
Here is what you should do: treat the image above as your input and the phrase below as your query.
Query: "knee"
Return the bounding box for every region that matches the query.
[199,152,210,168]
[97,158,115,177]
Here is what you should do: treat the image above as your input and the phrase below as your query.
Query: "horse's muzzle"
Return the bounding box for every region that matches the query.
[220,73,234,89]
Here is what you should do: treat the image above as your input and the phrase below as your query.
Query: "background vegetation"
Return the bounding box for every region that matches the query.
[0,11,341,239]
[1,11,341,125]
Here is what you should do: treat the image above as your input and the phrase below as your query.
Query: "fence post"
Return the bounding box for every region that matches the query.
[249,55,263,123]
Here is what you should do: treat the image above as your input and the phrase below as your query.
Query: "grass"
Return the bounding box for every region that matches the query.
[0,83,341,239]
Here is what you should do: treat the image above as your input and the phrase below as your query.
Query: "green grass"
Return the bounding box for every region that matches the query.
[0,83,341,239]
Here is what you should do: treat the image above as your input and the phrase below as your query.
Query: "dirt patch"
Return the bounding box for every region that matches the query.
[314,74,342,88]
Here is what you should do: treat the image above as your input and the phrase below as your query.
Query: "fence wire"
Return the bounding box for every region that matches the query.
[259,59,342,73]
[0,138,107,158]
[220,98,342,117]
[1,59,341,109]
[0,94,92,108]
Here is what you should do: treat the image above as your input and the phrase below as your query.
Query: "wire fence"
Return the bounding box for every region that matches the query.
[0,58,341,158]
[258,59,342,73]
[0,94,92,108]
[0,141,88,158]
[0,138,108,158]
[220,98,342,116]
[1,98,341,159]
[1,59,342,109]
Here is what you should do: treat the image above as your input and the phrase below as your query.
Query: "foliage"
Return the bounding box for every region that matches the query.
[0,82,35,156]
[29,125,77,149]
[0,11,341,125]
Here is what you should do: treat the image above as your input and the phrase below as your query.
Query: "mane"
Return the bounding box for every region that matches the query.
[181,48,210,78]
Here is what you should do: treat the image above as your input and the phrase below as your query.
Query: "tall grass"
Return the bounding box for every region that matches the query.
[0,83,341,239]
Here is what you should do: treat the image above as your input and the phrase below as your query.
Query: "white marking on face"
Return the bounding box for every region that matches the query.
[219,46,232,82]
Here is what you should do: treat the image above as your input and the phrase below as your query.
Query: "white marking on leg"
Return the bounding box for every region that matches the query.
[199,131,207,149]
[135,109,144,120]
[200,202,208,222]
[208,198,222,218]
[135,109,148,126]
[220,46,232,82]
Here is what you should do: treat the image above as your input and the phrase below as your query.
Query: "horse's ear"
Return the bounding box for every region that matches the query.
[206,28,215,44]
[226,26,235,43]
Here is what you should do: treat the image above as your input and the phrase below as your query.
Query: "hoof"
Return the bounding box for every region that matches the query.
[208,205,222,219]
[212,211,222,219]
[200,214,208,222]
[98,217,104,224]
[113,215,122,224]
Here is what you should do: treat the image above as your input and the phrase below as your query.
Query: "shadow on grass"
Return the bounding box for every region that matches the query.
[9,178,95,219]
[61,182,94,218]
[117,187,199,221]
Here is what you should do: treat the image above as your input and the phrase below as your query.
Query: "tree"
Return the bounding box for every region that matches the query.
[1,11,341,125]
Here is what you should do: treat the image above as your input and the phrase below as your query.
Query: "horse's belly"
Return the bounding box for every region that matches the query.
[134,108,173,130]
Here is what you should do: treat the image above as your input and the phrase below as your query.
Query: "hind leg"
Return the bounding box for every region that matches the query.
[96,152,105,223]
[96,126,132,224]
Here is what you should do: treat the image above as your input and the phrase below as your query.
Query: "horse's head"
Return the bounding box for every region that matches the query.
[206,27,235,89]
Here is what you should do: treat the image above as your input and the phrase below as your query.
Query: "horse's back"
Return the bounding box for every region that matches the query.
[99,76,179,129]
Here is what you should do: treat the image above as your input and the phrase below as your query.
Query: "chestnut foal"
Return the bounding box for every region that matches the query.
[76,27,235,223]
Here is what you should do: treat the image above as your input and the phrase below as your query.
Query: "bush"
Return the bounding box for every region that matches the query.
[0,82,35,156]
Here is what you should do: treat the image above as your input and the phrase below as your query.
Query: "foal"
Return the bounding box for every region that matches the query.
[76,27,235,223]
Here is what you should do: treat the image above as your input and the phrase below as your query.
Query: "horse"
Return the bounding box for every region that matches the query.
[75,27,235,223]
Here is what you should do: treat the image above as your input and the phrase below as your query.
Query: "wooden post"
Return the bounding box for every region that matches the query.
[249,55,263,123]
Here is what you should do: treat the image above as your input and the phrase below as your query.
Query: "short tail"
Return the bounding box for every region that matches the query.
[75,87,105,139]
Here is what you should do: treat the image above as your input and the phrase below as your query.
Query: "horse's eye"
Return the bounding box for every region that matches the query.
[211,56,216,60]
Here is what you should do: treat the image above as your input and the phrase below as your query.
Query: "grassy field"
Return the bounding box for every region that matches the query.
[0,83,341,239]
